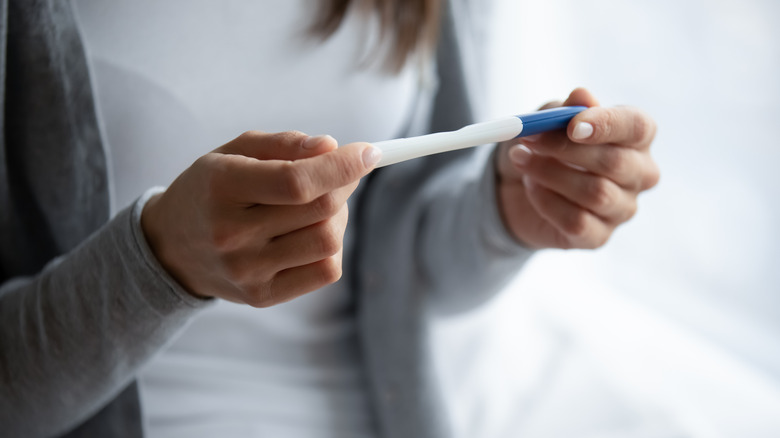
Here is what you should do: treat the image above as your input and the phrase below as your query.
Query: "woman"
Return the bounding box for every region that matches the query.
[0,0,658,437]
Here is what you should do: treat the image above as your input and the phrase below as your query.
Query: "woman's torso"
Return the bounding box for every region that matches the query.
[73,1,419,436]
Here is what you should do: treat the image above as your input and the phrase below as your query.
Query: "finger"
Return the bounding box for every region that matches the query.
[523,177,613,249]
[500,142,542,181]
[217,142,381,205]
[499,128,567,181]
[517,152,637,223]
[562,87,601,108]
[521,139,649,190]
[217,131,338,161]
[497,141,531,180]
[260,250,344,307]
[568,106,657,150]
[519,129,570,156]
[261,204,349,272]
[539,99,565,110]
[211,182,356,248]
[251,182,358,237]
[561,88,655,149]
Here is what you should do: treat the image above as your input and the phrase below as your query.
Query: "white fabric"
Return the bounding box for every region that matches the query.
[73,0,417,215]
[73,1,418,437]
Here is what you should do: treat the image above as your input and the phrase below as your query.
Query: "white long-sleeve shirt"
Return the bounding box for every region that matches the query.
[73,1,418,436]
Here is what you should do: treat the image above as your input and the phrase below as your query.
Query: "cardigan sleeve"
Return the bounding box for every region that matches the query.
[0,190,211,437]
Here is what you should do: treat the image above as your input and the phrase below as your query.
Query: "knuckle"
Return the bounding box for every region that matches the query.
[554,232,576,250]
[224,264,248,286]
[269,130,306,146]
[196,155,228,196]
[643,161,661,190]
[224,255,276,299]
[253,252,278,276]
[339,203,350,223]
[334,150,365,180]
[209,225,238,252]
[318,256,343,285]
[237,130,267,143]
[313,222,342,257]
[632,110,657,145]
[595,232,612,248]
[583,177,614,210]
[631,115,650,145]
[622,201,638,223]
[312,193,341,219]
[244,281,277,308]
[224,269,254,299]
[245,292,274,309]
[561,210,590,239]
[555,237,575,250]
[223,254,257,283]
[564,229,610,250]
[278,163,314,203]
[584,233,611,250]
[593,109,617,142]
[597,148,629,175]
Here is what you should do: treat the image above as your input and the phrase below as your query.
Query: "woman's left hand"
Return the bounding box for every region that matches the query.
[496,88,660,249]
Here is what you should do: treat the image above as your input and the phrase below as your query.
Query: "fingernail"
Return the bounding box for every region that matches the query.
[572,122,594,140]
[303,135,335,149]
[362,145,382,168]
[508,145,533,167]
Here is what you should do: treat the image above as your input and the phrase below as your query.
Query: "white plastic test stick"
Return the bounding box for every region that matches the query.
[371,106,587,168]
[373,117,524,168]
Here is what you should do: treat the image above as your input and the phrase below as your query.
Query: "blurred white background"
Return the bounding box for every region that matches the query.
[432,0,780,436]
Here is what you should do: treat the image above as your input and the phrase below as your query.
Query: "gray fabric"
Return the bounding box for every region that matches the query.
[0,0,149,436]
[0,0,108,277]
[0,1,208,436]
[0,189,210,437]
[353,3,532,437]
[0,0,533,437]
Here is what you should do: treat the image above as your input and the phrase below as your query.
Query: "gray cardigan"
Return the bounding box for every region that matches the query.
[0,0,532,437]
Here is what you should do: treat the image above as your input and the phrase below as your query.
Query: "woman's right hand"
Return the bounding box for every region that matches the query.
[141,131,381,307]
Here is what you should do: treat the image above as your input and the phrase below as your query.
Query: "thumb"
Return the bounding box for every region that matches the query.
[217,131,338,161]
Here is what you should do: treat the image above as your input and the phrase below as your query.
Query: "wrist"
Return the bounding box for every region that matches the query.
[140,191,210,300]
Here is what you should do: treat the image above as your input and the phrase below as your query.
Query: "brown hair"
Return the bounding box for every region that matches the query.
[310,0,443,71]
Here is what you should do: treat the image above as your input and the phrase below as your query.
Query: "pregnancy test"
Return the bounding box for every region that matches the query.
[373,106,586,167]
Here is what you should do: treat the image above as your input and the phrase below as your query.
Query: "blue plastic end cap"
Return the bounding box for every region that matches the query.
[515,106,587,138]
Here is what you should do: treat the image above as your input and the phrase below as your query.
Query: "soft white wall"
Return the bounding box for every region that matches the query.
[432,1,780,436]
